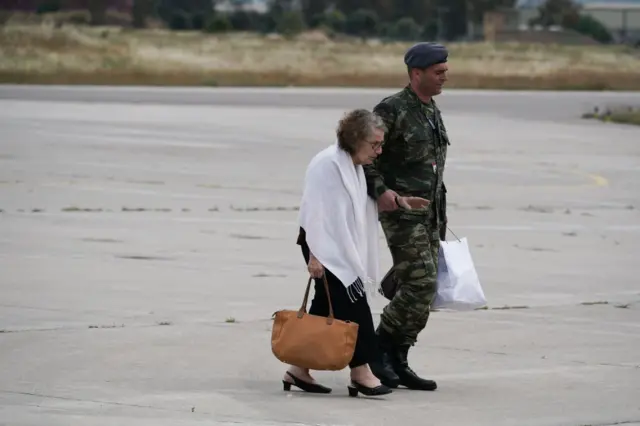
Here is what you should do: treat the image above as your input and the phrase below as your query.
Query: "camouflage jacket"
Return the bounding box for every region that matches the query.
[364,85,450,227]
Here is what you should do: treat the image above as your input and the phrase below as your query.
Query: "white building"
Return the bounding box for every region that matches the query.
[214,0,269,14]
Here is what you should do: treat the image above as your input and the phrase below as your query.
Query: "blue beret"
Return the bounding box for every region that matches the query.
[404,42,448,69]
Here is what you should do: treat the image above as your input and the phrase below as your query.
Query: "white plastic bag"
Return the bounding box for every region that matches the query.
[432,237,487,311]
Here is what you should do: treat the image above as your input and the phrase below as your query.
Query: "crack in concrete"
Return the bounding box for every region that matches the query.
[0,303,100,314]
[0,390,335,426]
[430,345,640,370]
[0,389,190,413]
[0,317,273,335]
[571,360,640,370]
[431,345,509,356]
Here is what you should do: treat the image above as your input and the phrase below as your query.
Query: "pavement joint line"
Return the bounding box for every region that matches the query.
[426,364,640,381]
[0,390,345,426]
[4,211,640,233]
[0,389,187,413]
[428,346,640,370]
[440,315,640,338]
[0,318,275,335]
[474,308,640,329]
[3,324,638,372]
[569,361,640,370]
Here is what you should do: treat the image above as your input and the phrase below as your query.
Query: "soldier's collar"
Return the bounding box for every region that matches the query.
[404,85,435,109]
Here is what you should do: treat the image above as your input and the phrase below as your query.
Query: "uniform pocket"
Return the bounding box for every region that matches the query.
[381,209,426,245]
[390,240,433,283]
[381,203,439,282]
[402,132,435,164]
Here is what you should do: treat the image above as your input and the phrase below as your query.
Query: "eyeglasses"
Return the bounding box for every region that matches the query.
[368,140,384,150]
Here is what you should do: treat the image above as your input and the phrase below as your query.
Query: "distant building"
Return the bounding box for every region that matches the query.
[515,0,640,43]
[1,0,133,12]
[214,0,269,14]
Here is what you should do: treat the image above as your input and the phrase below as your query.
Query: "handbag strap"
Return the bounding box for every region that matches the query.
[298,275,335,324]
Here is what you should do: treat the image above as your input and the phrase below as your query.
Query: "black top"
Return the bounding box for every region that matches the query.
[296,226,306,246]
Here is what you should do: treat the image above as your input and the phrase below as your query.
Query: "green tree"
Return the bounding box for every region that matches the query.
[204,14,233,33]
[88,0,107,25]
[345,8,379,39]
[277,10,306,37]
[371,0,395,22]
[299,0,330,26]
[573,14,612,43]
[156,0,213,30]
[387,0,436,25]
[387,16,421,40]
[529,0,581,28]
[312,9,347,32]
[36,0,61,14]
[439,0,468,40]
[268,0,297,17]
[132,0,154,29]
[528,0,612,43]
[336,0,374,15]
[228,11,270,32]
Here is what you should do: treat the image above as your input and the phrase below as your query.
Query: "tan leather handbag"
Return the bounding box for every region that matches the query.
[271,275,359,371]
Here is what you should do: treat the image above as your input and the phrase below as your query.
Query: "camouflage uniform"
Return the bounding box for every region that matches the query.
[364,85,449,382]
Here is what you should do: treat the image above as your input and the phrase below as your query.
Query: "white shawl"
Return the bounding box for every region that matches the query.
[298,143,381,302]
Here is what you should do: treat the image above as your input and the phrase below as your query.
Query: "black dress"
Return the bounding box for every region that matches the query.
[296,227,379,369]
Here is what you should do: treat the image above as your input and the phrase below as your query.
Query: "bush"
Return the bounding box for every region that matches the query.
[387,17,421,41]
[204,14,232,33]
[573,15,613,44]
[168,12,189,30]
[36,0,61,14]
[313,10,346,33]
[345,9,379,39]
[228,11,271,32]
[421,20,438,40]
[582,105,640,126]
[156,0,212,31]
[276,11,306,37]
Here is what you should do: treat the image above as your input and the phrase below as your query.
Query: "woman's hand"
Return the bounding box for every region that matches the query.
[308,255,324,278]
[397,196,430,210]
[377,189,400,212]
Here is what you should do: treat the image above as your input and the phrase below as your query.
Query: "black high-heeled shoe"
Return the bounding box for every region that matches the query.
[282,371,332,394]
[347,380,392,397]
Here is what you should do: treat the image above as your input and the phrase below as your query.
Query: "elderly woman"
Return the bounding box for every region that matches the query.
[281,109,428,398]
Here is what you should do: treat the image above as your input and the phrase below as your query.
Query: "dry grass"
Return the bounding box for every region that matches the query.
[583,105,640,126]
[609,111,640,125]
[1,23,640,90]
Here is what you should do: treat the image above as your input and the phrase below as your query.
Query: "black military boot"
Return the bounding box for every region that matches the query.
[369,327,401,388]
[390,345,438,391]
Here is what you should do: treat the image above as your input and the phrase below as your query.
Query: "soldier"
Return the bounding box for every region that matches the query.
[364,42,451,391]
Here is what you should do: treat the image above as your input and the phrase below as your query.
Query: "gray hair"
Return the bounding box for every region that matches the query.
[336,109,386,155]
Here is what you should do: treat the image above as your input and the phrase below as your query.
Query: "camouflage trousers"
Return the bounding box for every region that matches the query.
[379,209,440,347]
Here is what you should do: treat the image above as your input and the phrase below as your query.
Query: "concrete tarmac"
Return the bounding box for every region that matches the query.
[2,84,640,121]
[1,86,639,426]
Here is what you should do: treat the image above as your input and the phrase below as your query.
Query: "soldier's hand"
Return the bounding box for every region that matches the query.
[378,190,399,212]
[398,196,430,210]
